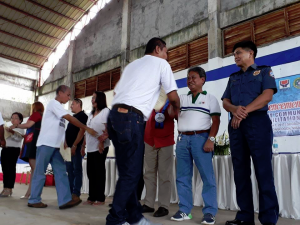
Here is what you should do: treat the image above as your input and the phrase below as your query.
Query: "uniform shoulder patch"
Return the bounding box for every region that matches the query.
[269,70,275,78]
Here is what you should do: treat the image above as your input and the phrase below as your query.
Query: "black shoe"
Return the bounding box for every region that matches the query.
[225,219,255,225]
[142,204,155,213]
[109,203,113,207]
[153,207,169,217]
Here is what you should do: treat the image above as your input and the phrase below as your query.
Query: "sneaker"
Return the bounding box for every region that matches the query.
[201,213,215,224]
[171,210,192,221]
[132,217,162,225]
[121,222,130,225]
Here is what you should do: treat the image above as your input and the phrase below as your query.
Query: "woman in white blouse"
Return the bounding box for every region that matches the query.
[81,91,110,206]
[0,112,25,197]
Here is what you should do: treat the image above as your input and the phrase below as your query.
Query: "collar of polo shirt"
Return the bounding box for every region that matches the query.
[187,90,207,103]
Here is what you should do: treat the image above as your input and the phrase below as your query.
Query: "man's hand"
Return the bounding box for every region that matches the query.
[86,127,97,137]
[203,139,214,152]
[231,116,242,129]
[64,141,68,149]
[71,145,76,156]
[9,124,17,130]
[5,127,14,134]
[98,141,104,154]
[0,139,6,148]
[81,146,85,157]
[98,130,108,142]
[233,106,248,120]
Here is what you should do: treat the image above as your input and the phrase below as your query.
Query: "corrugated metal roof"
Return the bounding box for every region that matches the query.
[0,0,98,68]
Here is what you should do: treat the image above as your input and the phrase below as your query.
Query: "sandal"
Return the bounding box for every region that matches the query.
[83,200,94,205]
[92,201,105,206]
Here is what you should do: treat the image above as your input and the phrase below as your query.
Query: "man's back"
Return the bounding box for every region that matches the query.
[112,55,177,120]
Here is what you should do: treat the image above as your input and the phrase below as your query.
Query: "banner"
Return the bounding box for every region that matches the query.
[268,74,300,137]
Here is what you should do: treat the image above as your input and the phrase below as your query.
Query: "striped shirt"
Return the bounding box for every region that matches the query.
[178,91,221,132]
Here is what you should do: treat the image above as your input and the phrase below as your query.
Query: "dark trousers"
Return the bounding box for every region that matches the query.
[137,173,144,201]
[229,112,279,224]
[106,108,145,225]
[87,147,108,202]
[1,147,20,188]
[66,145,83,197]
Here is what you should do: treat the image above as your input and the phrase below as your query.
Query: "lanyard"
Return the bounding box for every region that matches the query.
[155,100,169,129]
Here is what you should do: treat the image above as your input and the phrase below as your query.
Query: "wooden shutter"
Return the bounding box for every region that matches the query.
[223,22,252,55]
[97,71,111,92]
[111,67,121,89]
[223,2,300,56]
[254,10,286,46]
[85,76,97,96]
[168,44,187,72]
[74,80,86,98]
[168,36,208,72]
[287,3,300,36]
[188,36,208,67]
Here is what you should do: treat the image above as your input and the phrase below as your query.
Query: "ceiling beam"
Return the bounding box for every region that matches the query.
[0,2,69,32]
[0,29,54,51]
[0,42,48,59]
[0,16,61,41]
[0,53,40,68]
[25,0,77,23]
[58,0,85,13]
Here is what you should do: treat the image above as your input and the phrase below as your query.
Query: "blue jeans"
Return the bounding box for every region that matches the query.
[176,133,218,216]
[106,108,145,225]
[66,145,83,197]
[28,145,72,206]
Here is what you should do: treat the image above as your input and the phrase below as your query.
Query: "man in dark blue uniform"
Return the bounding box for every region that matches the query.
[222,41,279,225]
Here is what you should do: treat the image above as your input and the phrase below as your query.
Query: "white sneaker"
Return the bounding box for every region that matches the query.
[122,222,130,225]
[132,217,162,225]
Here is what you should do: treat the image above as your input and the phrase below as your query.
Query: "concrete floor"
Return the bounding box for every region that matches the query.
[0,183,299,225]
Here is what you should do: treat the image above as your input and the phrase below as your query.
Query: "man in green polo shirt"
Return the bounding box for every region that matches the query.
[171,67,221,225]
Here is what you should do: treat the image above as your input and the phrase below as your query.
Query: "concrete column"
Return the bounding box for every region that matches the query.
[66,41,76,109]
[120,0,131,73]
[207,0,222,59]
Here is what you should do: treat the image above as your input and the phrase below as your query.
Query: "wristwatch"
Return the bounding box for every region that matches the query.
[208,136,215,142]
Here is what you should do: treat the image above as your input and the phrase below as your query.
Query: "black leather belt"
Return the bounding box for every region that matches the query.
[113,104,143,116]
[179,130,210,135]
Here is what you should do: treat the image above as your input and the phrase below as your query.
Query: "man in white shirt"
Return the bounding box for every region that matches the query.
[106,38,180,225]
[0,112,5,148]
[171,67,220,225]
[28,85,96,209]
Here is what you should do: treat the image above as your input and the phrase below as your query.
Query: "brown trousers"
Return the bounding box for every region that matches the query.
[143,143,173,209]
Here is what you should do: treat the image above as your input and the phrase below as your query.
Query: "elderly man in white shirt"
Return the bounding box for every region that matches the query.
[106,37,180,225]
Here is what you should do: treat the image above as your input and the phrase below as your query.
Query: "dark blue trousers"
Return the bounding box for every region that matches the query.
[229,111,279,224]
[66,145,83,197]
[106,108,145,225]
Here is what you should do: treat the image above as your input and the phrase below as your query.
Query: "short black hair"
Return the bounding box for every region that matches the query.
[232,40,257,58]
[92,91,107,115]
[73,98,83,108]
[56,85,70,95]
[12,112,23,124]
[188,67,207,84]
[144,37,166,55]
